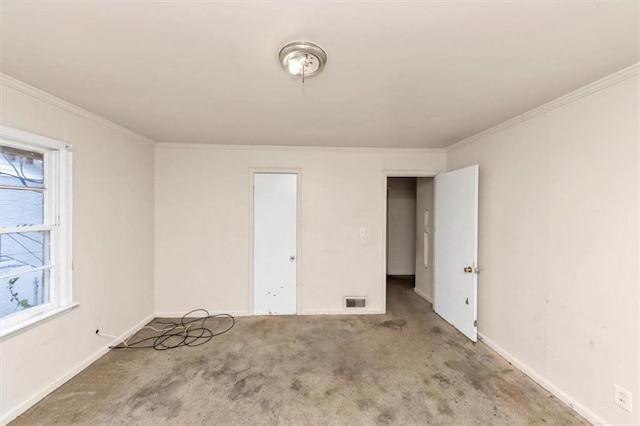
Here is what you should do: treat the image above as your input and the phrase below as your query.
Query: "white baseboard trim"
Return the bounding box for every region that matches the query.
[299,309,385,315]
[1,314,154,426]
[478,332,605,426]
[154,311,249,318]
[413,288,433,304]
[155,310,386,317]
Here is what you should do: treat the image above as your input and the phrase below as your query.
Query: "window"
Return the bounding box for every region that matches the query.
[0,125,73,338]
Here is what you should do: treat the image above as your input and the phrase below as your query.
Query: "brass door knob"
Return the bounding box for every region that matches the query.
[463,266,473,273]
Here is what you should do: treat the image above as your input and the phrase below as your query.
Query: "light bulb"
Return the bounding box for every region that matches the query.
[287,58,303,75]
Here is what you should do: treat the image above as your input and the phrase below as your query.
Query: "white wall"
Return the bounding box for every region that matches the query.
[386,177,417,276]
[1,65,634,426]
[0,76,155,424]
[414,177,434,302]
[155,145,445,315]
[446,72,639,425]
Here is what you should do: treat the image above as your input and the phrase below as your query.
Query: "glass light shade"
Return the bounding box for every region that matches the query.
[287,59,303,75]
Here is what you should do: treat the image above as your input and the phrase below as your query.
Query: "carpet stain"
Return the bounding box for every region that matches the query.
[334,365,361,383]
[376,408,397,424]
[11,279,587,426]
[357,397,375,411]
[127,370,184,420]
[375,319,407,330]
[229,375,264,401]
[431,373,452,387]
[445,359,494,394]
[438,401,454,416]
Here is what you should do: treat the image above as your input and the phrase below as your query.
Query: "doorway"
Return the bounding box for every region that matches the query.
[252,172,298,315]
[385,177,434,304]
[384,166,479,342]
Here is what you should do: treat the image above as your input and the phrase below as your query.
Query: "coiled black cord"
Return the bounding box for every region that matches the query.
[109,309,235,351]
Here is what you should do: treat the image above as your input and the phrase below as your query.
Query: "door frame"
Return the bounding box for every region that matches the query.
[248,168,302,315]
[381,169,440,313]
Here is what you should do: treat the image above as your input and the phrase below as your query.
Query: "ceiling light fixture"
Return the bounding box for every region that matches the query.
[279,41,327,82]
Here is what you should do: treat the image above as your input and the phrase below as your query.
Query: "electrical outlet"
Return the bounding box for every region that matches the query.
[614,384,632,413]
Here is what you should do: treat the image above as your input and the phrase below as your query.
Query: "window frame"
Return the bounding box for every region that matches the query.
[0,125,74,339]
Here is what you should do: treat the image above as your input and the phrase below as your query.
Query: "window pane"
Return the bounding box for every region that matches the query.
[0,269,50,319]
[0,146,44,188]
[0,188,44,227]
[0,231,49,271]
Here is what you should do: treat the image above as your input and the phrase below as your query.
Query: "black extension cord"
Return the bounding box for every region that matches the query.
[109,309,235,351]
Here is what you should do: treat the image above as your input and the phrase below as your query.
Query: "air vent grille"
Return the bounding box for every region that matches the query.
[344,297,367,309]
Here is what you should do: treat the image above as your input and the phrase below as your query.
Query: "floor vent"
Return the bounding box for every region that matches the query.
[344,297,367,309]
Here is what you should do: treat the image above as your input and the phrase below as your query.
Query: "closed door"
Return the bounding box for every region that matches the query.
[434,165,479,341]
[253,173,297,315]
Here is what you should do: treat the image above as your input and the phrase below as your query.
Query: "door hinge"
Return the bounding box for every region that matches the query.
[474,320,478,327]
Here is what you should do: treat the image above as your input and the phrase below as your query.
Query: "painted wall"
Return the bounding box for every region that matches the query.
[414,177,434,302]
[2,66,635,426]
[0,78,155,424]
[446,74,639,425]
[155,146,445,315]
[386,177,417,276]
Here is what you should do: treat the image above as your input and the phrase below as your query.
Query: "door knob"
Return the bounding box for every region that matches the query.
[290,255,296,261]
[463,266,473,273]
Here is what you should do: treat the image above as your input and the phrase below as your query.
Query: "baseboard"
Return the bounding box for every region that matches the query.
[413,288,433,304]
[478,332,605,426]
[154,311,249,318]
[155,310,386,317]
[299,308,385,315]
[1,313,154,426]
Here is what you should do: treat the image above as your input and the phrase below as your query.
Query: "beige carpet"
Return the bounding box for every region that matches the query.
[12,278,584,425]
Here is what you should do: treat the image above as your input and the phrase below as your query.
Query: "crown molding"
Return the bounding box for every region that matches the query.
[445,62,640,153]
[0,73,155,147]
[156,141,447,154]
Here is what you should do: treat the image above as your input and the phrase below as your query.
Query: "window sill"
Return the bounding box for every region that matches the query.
[0,302,79,341]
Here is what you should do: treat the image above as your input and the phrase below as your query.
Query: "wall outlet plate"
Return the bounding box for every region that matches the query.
[614,384,632,413]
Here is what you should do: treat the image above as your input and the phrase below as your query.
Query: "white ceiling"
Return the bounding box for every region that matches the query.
[1,1,638,148]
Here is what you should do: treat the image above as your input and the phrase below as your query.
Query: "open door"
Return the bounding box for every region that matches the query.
[434,165,479,341]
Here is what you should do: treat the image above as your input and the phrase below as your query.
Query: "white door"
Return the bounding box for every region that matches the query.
[253,173,297,315]
[434,165,479,341]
